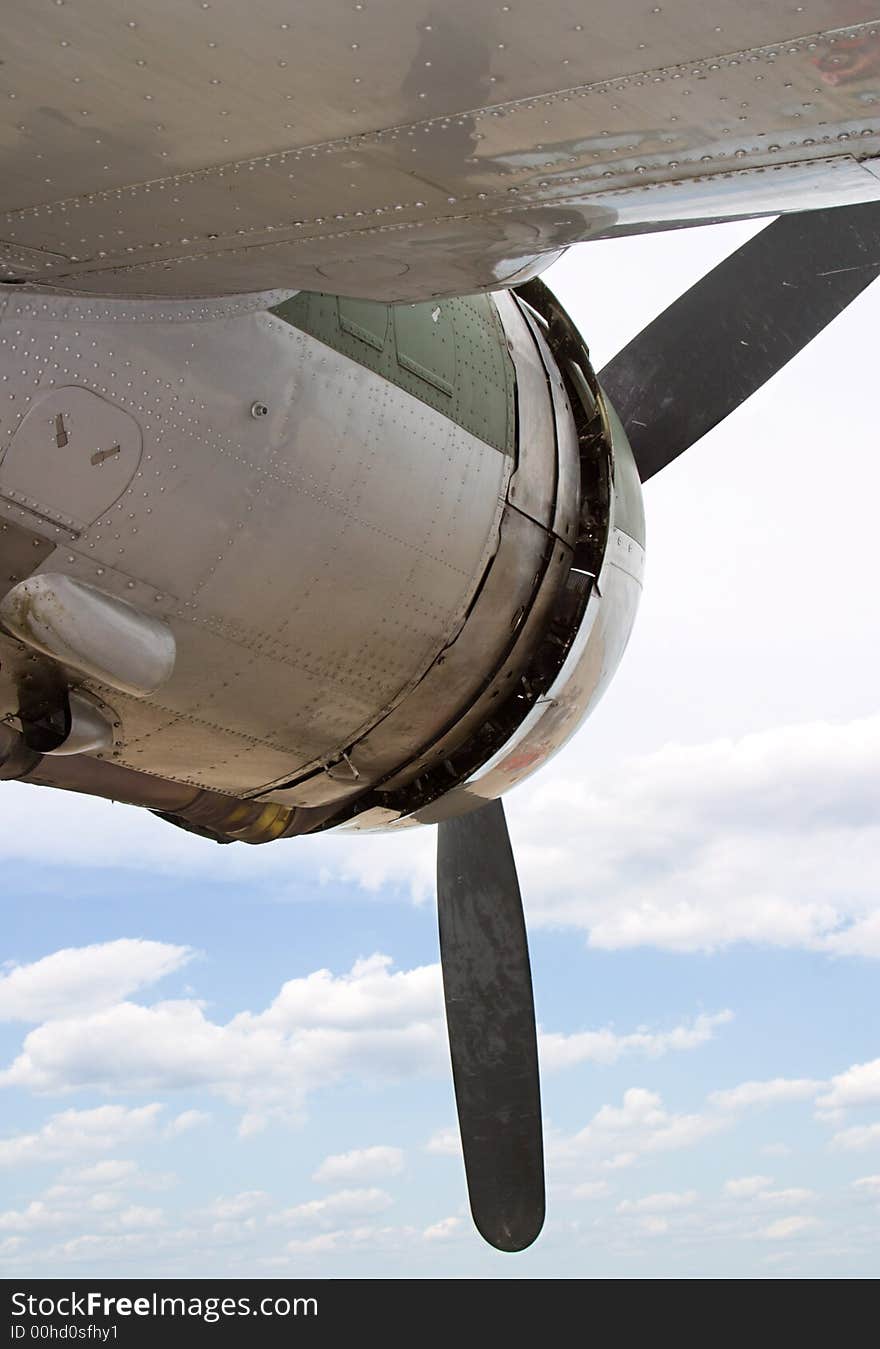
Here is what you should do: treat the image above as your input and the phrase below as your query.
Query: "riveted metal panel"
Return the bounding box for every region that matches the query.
[2,4,880,298]
[338,298,389,351]
[0,290,511,795]
[492,291,556,530]
[394,303,455,396]
[515,302,581,549]
[272,291,515,454]
[0,520,55,599]
[265,507,551,806]
[406,399,645,821]
[0,388,142,534]
[377,528,573,796]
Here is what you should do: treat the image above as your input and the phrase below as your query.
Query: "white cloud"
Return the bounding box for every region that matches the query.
[539,1011,732,1071]
[48,1231,166,1263]
[272,1189,393,1229]
[0,1201,71,1234]
[314,717,880,958]
[757,1188,815,1207]
[602,1153,638,1171]
[313,1146,404,1185]
[709,1079,822,1113]
[830,1122,880,1151]
[0,946,729,1133]
[852,1176,880,1198]
[423,1216,461,1242]
[817,1058,880,1114]
[424,1128,458,1157]
[638,1215,670,1236]
[282,1231,347,1256]
[0,940,193,1023]
[165,1110,210,1138]
[281,1224,411,1257]
[113,1206,164,1231]
[0,1105,163,1167]
[761,1216,820,1241]
[0,1160,168,1247]
[0,778,433,899]
[508,717,880,956]
[570,1181,611,1200]
[201,1192,270,1220]
[85,1192,124,1214]
[617,1190,698,1214]
[63,1161,140,1188]
[552,1088,727,1169]
[5,714,880,963]
[0,954,445,1128]
[723,1176,772,1199]
[45,1162,173,1207]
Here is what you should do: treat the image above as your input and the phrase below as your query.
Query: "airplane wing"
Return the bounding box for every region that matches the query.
[3,0,880,299]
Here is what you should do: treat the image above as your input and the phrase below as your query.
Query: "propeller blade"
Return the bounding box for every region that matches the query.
[436,798,544,1252]
[599,199,880,482]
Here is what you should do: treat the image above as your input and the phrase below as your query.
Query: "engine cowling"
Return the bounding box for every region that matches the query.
[0,280,643,843]
[324,280,646,833]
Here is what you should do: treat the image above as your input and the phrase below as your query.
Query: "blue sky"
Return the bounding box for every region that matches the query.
[1,221,879,1278]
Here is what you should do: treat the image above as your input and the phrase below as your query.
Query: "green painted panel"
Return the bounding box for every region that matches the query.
[394,302,455,396]
[338,298,388,352]
[271,291,514,456]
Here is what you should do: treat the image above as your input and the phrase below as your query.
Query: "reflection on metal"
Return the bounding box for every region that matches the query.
[335,281,623,831]
[0,574,176,698]
[281,284,580,824]
[1,5,880,299]
[420,519,643,816]
[0,721,309,845]
[0,288,516,798]
[273,291,514,453]
[0,263,637,835]
[42,690,115,758]
[491,291,558,530]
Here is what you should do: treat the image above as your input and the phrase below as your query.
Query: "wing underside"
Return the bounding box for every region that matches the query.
[2,1,880,299]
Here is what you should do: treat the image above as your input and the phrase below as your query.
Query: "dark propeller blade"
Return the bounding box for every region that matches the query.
[599,199,880,482]
[436,797,544,1252]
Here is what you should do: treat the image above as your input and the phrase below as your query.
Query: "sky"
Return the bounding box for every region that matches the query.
[1,219,879,1279]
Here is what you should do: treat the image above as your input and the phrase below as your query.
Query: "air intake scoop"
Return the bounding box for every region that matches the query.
[0,573,175,697]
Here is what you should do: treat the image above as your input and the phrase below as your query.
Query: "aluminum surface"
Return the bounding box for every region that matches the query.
[265,293,578,808]
[514,299,580,547]
[0,388,143,535]
[391,394,645,825]
[1,4,880,299]
[0,573,176,697]
[490,291,557,530]
[45,689,115,757]
[0,290,511,794]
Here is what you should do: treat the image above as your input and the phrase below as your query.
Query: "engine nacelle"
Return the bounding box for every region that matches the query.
[332,281,645,833]
[0,279,642,842]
